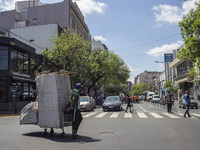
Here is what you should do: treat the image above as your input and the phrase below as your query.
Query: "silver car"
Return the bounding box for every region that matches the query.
[80,96,96,111]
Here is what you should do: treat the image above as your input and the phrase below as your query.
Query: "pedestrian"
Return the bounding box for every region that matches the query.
[165,91,172,113]
[183,91,191,118]
[125,94,133,113]
[67,83,83,139]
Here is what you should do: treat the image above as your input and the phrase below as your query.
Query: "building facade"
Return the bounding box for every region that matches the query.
[0,37,40,111]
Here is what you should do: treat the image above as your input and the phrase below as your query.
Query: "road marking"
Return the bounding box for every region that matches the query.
[95,112,108,118]
[81,112,87,115]
[149,112,163,118]
[110,112,119,118]
[137,104,147,112]
[124,113,132,118]
[82,112,97,118]
[191,113,200,117]
[162,113,180,118]
[137,112,148,118]
[177,113,196,119]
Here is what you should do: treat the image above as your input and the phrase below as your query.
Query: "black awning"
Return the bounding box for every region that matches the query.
[12,76,35,83]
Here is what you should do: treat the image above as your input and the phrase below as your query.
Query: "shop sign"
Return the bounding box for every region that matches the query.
[12,72,30,78]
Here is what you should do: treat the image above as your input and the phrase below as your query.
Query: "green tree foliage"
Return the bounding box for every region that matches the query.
[130,83,150,96]
[104,84,127,95]
[178,2,200,78]
[41,29,130,94]
[163,80,178,94]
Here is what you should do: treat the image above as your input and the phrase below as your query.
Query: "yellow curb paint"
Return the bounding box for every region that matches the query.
[0,114,20,117]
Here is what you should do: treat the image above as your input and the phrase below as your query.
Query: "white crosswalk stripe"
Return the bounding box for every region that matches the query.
[82,112,97,118]
[149,112,163,118]
[124,113,132,118]
[95,112,108,118]
[162,113,180,118]
[110,112,119,118]
[137,112,148,118]
[191,113,200,117]
[81,111,200,119]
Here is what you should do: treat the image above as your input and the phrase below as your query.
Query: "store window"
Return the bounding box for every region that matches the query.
[0,46,8,70]
[0,77,9,102]
[11,49,30,74]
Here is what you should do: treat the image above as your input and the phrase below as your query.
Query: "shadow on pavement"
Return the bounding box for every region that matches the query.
[23,132,101,143]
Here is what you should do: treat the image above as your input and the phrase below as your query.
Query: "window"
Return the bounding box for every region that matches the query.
[0,77,8,102]
[11,49,30,74]
[0,46,8,70]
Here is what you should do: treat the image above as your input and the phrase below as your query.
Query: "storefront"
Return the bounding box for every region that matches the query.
[0,37,41,111]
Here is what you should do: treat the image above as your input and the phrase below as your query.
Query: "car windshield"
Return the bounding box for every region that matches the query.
[154,96,159,98]
[80,97,89,102]
[148,94,153,96]
[105,97,119,101]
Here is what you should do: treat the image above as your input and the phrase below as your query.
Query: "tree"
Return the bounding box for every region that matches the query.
[41,29,130,95]
[163,80,178,94]
[130,83,150,96]
[178,2,200,78]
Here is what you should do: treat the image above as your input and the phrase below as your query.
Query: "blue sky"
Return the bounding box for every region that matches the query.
[0,0,199,83]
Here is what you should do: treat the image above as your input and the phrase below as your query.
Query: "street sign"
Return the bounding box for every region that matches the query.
[164,53,173,62]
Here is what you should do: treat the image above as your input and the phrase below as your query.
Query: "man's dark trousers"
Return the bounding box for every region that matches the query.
[167,103,172,112]
[72,109,82,132]
[184,104,190,117]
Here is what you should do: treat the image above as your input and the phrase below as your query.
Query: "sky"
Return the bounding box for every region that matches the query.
[0,0,199,83]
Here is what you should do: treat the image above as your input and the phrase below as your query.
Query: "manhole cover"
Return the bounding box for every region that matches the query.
[98,132,116,135]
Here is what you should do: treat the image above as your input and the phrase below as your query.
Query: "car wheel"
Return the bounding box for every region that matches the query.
[196,107,198,109]
[103,109,105,112]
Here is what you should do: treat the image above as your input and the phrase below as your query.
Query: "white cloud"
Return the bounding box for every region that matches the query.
[94,36,108,42]
[146,40,183,57]
[128,65,140,72]
[74,0,107,16]
[0,0,25,11]
[158,64,164,70]
[152,0,199,25]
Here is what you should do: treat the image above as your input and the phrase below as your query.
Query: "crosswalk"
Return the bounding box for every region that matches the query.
[81,111,200,119]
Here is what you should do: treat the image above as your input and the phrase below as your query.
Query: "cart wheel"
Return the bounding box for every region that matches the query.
[44,129,47,135]
[60,132,65,137]
[50,128,54,134]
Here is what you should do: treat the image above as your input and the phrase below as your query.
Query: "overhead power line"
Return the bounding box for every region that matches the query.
[115,33,180,51]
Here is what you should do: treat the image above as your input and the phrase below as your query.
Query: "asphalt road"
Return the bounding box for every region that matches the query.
[0,101,200,150]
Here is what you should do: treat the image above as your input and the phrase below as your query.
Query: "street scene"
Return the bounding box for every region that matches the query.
[1,101,200,150]
[1,0,200,150]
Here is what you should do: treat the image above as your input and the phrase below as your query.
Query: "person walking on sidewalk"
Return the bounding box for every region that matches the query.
[183,90,191,118]
[165,91,173,113]
[67,83,83,139]
[125,94,133,113]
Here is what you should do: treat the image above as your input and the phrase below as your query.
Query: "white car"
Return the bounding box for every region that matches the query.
[147,92,155,101]
[152,94,160,103]
[80,96,96,111]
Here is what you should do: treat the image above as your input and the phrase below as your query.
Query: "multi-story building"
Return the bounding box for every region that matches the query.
[134,70,162,93]
[169,47,193,99]
[0,0,91,54]
[92,38,108,51]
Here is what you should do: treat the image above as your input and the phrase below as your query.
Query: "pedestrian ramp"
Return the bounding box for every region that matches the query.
[81,111,198,119]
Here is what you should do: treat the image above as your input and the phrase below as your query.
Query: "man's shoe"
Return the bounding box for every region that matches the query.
[188,115,191,118]
[130,111,133,113]
[125,111,127,113]
[183,115,186,118]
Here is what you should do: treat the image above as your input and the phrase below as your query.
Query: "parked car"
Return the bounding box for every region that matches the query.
[179,95,198,109]
[151,94,160,103]
[80,96,96,111]
[102,96,122,111]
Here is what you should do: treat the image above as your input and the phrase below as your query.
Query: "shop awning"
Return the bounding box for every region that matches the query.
[12,76,35,83]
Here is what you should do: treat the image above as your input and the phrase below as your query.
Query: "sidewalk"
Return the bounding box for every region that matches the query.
[0,110,20,117]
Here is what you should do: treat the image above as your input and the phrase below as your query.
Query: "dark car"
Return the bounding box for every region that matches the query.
[179,96,198,109]
[102,96,122,111]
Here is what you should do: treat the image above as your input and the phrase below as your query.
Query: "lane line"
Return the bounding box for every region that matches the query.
[137,112,148,118]
[95,112,108,118]
[82,112,97,118]
[137,104,147,112]
[149,112,163,118]
[124,113,132,118]
[110,112,119,118]
[162,113,180,118]
[191,113,200,117]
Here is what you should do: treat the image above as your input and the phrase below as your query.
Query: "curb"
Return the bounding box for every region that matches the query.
[0,114,20,117]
